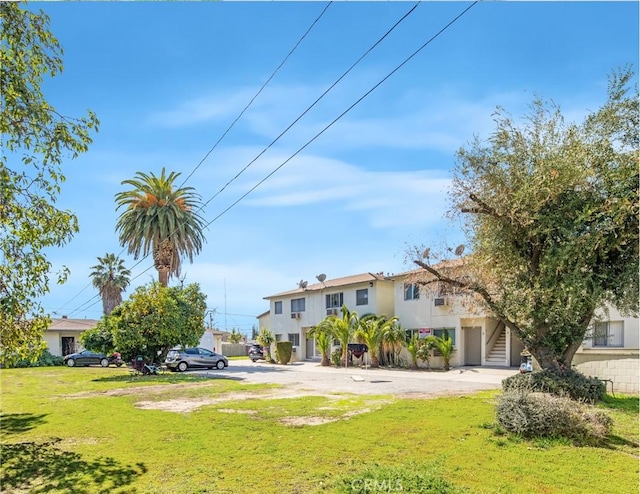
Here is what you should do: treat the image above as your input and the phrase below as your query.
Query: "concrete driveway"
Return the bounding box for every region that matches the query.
[199,360,519,397]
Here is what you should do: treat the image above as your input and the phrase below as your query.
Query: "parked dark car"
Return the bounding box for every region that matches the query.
[248,344,265,362]
[164,347,228,372]
[64,350,109,368]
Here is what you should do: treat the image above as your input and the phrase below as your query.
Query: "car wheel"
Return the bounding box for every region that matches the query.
[66,359,75,367]
[177,361,188,372]
[100,358,109,367]
[116,362,123,367]
[251,359,257,363]
[216,360,225,370]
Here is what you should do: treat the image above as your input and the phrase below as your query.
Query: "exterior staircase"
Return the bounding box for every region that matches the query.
[485,328,507,365]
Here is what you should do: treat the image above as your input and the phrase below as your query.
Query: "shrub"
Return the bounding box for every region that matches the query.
[275,341,292,364]
[331,348,342,367]
[6,350,64,368]
[496,391,612,441]
[502,368,605,402]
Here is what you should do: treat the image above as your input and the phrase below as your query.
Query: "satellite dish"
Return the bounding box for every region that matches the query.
[316,273,326,282]
[298,280,308,290]
[455,244,465,256]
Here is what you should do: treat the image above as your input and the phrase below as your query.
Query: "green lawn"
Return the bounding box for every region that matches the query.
[1,367,638,493]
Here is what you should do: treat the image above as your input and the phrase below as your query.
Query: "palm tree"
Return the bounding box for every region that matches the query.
[355,314,398,368]
[318,304,359,366]
[89,253,131,315]
[428,332,454,371]
[381,321,405,367]
[306,325,332,366]
[115,168,206,287]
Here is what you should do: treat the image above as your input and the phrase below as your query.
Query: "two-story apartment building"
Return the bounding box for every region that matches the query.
[260,269,639,393]
[262,273,394,360]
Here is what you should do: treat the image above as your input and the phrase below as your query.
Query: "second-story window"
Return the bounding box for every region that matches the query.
[356,289,368,306]
[404,283,420,301]
[274,301,282,314]
[326,293,343,308]
[291,298,306,312]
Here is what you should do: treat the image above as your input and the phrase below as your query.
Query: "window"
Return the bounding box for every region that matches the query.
[288,333,300,346]
[274,301,282,314]
[326,293,344,308]
[404,283,420,301]
[275,334,283,342]
[291,298,305,312]
[356,289,368,306]
[593,321,623,347]
[433,328,455,346]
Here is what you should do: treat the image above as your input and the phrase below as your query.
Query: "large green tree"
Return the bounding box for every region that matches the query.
[0,3,99,363]
[115,168,206,287]
[89,253,131,315]
[96,282,207,363]
[414,68,638,372]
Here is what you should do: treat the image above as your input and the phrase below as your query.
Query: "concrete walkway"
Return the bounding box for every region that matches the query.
[201,360,519,397]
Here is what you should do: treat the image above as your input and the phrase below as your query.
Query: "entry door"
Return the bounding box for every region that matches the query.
[305,335,315,360]
[463,327,481,366]
[61,337,75,356]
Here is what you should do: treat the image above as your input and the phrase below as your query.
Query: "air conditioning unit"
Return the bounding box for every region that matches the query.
[434,298,448,306]
[291,312,301,320]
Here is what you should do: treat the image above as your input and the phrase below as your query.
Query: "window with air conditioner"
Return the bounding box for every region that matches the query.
[326,292,343,309]
[356,289,368,306]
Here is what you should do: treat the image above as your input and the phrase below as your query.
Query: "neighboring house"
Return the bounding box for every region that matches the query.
[44,317,99,356]
[262,272,394,360]
[45,317,225,358]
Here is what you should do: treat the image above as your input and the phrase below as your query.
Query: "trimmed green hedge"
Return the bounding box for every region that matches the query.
[276,341,292,364]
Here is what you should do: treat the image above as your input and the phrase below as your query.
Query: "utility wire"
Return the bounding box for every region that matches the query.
[66,1,477,317]
[178,1,333,188]
[202,2,477,230]
[201,2,420,209]
[60,3,332,317]
[65,1,418,317]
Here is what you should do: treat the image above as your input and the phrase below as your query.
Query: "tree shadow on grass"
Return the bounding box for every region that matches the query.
[0,412,48,437]
[1,438,145,493]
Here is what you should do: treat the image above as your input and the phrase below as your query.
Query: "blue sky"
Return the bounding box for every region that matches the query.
[33,1,638,335]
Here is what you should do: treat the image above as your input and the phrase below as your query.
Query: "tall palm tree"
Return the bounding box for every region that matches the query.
[89,253,131,315]
[115,168,206,287]
[355,314,399,368]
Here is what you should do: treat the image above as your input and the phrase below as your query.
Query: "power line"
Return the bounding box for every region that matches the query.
[200,2,421,210]
[178,1,334,188]
[202,2,477,230]
[59,4,332,317]
[65,2,477,318]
